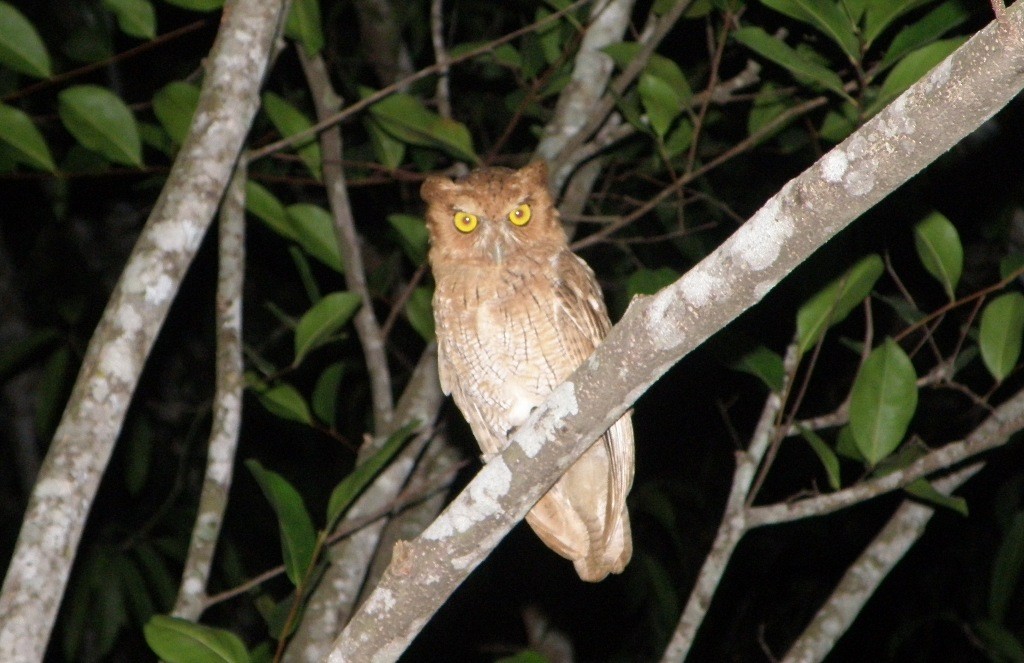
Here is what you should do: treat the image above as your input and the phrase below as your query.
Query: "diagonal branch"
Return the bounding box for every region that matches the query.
[171,160,248,620]
[0,2,291,659]
[328,10,1024,659]
[299,51,394,429]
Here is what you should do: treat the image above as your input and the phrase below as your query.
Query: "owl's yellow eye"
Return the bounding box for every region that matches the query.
[453,211,478,233]
[508,203,532,227]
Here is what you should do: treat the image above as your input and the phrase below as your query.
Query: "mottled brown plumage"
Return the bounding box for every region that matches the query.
[421,161,634,581]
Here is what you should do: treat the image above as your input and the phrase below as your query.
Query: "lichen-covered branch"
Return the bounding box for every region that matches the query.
[171,162,247,621]
[658,343,798,663]
[781,463,984,663]
[300,50,394,430]
[328,11,1024,659]
[0,2,289,659]
[747,384,1024,527]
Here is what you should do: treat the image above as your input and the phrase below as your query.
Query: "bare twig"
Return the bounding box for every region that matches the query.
[430,0,452,119]
[171,160,248,620]
[299,51,395,429]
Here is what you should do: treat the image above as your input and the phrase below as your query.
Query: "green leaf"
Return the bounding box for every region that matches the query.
[796,254,883,355]
[869,38,965,115]
[1001,253,1024,281]
[798,425,841,490]
[152,81,200,146]
[35,345,74,441]
[103,0,156,40]
[913,211,962,299]
[818,101,859,142]
[748,83,795,142]
[256,383,313,425]
[263,91,322,181]
[627,267,679,298]
[863,0,936,46]
[245,460,317,587]
[285,0,324,56]
[144,616,250,663]
[878,1,970,72]
[0,1,52,78]
[834,424,864,462]
[904,477,967,516]
[731,345,785,392]
[760,0,859,59]
[161,0,223,11]
[365,88,478,163]
[980,292,1024,382]
[990,512,1024,622]
[388,213,429,265]
[245,180,290,239]
[365,117,405,169]
[733,27,851,101]
[311,362,344,427]
[848,338,918,466]
[974,621,1024,662]
[639,71,682,138]
[139,120,174,156]
[496,652,551,663]
[285,203,344,273]
[293,291,362,365]
[326,421,419,525]
[405,286,435,342]
[58,85,142,166]
[0,103,55,171]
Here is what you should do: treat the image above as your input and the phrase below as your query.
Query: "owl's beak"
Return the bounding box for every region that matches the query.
[484,221,507,264]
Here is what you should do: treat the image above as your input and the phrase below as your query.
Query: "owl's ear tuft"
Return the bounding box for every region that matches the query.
[519,161,549,188]
[421,175,455,203]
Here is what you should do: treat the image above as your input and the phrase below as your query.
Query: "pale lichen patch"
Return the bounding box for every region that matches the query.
[151,219,200,253]
[731,194,793,271]
[516,382,579,458]
[145,273,175,305]
[99,340,137,384]
[821,150,848,182]
[364,588,396,615]
[680,271,726,309]
[423,458,513,540]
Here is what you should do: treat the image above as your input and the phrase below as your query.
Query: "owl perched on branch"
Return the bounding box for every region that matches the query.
[421,161,634,582]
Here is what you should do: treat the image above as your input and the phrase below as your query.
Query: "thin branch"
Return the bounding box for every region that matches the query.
[1,20,210,104]
[781,462,985,663]
[746,384,1024,528]
[430,0,452,119]
[171,160,248,620]
[299,51,394,429]
[570,95,828,251]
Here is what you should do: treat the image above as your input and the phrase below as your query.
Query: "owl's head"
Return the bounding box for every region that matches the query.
[420,161,566,267]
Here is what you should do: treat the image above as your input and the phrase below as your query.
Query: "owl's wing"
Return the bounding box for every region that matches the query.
[527,252,634,580]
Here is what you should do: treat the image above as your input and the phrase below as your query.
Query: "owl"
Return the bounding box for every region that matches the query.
[421,161,634,582]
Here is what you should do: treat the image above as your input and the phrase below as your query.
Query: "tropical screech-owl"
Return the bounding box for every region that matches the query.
[421,161,634,582]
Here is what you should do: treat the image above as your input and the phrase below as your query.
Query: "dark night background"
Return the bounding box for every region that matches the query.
[1,0,1023,661]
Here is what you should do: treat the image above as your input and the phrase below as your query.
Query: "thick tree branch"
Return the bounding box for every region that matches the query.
[328,10,1024,660]
[0,3,289,659]
[171,162,248,620]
